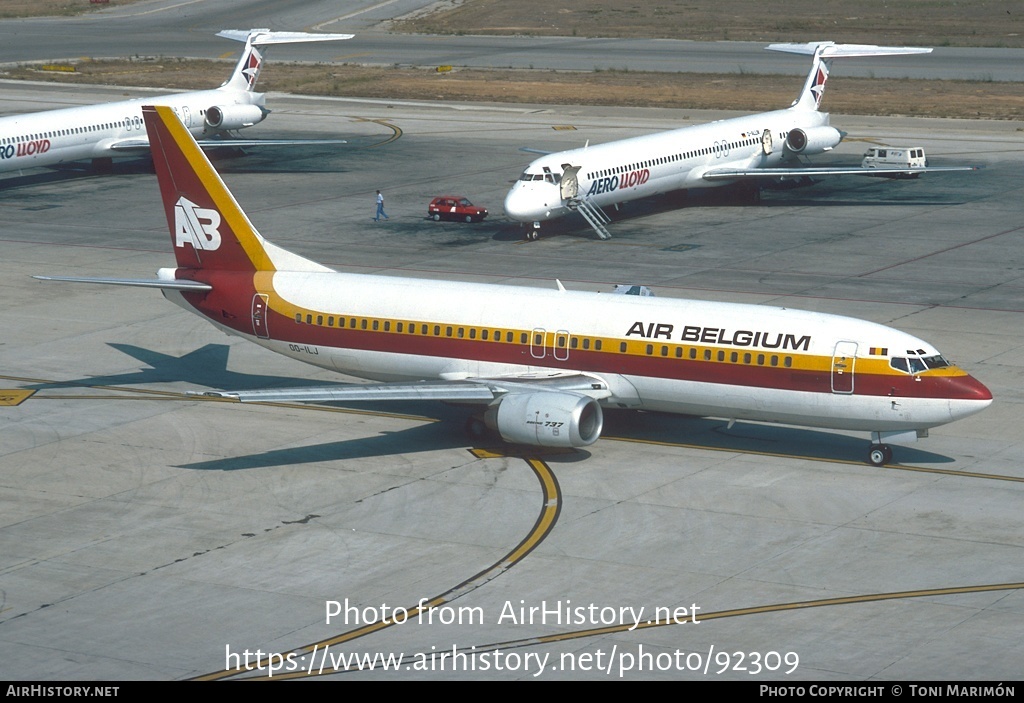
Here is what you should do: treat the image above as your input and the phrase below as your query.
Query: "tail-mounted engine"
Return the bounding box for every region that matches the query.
[783,126,843,156]
[205,104,267,131]
[484,391,603,448]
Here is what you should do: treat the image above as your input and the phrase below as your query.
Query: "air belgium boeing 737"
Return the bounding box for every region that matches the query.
[36,105,992,466]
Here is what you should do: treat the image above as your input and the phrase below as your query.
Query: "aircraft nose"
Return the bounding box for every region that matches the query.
[949,374,993,401]
[503,186,535,222]
[944,373,993,420]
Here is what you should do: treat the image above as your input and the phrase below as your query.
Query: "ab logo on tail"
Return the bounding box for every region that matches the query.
[174,196,222,251]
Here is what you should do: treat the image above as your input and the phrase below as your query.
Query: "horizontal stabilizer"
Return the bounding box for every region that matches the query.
[216,29,355,45]
[766,41,932,58]
[33,275,212,291]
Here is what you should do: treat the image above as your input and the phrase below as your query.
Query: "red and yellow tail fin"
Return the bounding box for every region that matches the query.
[143,104,274,273]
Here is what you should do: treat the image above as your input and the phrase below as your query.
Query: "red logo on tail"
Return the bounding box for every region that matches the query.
[809,65,828,108]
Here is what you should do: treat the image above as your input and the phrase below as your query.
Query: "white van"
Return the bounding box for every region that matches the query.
[861,146,927,177]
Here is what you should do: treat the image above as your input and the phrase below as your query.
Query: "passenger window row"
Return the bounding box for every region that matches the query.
[292,311,797,366]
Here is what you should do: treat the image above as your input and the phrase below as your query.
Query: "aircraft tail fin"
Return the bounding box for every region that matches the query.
[767,41,932,112]
[142,104,330,276]
[217,28,354,93]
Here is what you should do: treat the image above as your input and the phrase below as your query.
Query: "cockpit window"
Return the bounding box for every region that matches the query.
[519,171,561,184]
[890,354,950,374]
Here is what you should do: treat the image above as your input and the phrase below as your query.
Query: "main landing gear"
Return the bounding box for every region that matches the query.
[868,444,893,466]
[465,415,489,440]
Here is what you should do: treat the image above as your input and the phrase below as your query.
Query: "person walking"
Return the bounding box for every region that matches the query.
[374,189,389,221]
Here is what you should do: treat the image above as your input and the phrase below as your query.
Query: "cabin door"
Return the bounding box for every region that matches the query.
[560,164,581,200]
[553,329,570,361]
[831,341,857,394]
[252,294,270,339]
[530,328,547,359]
[530,328,571,362]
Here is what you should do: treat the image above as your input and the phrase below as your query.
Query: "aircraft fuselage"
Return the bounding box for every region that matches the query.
[504,108,830,223]
[162,266,991,435]
[0,87,263,173]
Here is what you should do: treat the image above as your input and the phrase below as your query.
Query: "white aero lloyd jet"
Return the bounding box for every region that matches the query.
[0,29,353,176]
[36,105,993,466]
[503,41,977,240]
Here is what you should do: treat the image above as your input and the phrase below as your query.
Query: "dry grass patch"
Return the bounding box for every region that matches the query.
[396,0,1024,48]
[5,59,1023,121]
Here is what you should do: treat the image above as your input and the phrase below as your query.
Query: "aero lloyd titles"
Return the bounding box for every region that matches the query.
[625,321,811,351]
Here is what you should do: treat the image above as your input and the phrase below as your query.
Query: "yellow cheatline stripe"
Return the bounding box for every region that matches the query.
[151,105,274,272]
[259,304,962,382]
[194,450,562,681]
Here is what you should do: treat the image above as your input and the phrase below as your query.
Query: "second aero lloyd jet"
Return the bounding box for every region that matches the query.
[0,29,352,176]
[36,106,992,466]
[504,41,977,239]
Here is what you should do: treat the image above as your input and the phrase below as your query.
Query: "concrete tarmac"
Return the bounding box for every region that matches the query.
[1,83,1023,680]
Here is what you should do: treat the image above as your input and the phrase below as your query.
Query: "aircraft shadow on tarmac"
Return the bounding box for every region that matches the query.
[207,143,357,175]
[0,158,156,191]
[175,405,952,471]
[489,183,967,241]
[29,342,953,468]
[0,141,360,189]
[600,409,954,466]
[27,343,335,392]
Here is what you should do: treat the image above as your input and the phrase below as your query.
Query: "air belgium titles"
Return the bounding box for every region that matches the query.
[625,321,812,352]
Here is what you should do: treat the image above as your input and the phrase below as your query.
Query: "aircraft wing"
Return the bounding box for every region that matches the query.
[107,137,346,153]
[196,137,348,148]
[107,138,153,153]
[700,164,979,181]
[191,372,612,404]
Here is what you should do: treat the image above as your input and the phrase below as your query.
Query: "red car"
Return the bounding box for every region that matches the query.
[428,196,488,223]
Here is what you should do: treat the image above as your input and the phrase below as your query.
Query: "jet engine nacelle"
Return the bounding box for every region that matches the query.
[205,104,267,130]
[484,391,603,448]
[783,126,843,156]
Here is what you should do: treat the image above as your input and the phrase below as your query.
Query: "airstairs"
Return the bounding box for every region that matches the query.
[567,198,612,240]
